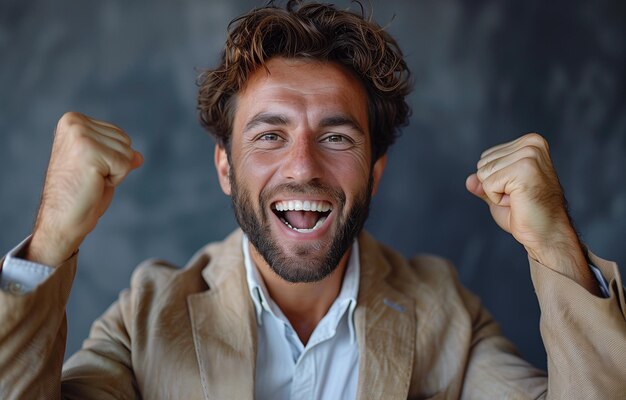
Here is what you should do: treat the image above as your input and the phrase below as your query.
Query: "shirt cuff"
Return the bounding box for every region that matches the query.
[1,236,54,295]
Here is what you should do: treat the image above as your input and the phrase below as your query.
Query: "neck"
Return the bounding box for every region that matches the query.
[249,243,351,345]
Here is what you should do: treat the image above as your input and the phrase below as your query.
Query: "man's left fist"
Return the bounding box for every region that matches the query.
[465,133,585,269]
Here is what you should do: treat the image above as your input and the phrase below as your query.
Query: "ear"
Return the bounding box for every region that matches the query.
[370,153,387,196]
[214,144,232,195]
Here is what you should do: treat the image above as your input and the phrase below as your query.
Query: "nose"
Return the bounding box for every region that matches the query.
[280,135,322,183]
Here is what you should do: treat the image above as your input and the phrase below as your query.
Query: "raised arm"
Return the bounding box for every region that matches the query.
[465,132,626,397]
[0,112,142,399]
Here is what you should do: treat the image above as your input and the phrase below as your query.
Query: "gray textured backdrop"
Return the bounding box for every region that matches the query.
[1,0,624,369]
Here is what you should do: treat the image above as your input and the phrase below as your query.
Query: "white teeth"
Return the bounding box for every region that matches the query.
[280,215,328,233]
[273,200,332,212]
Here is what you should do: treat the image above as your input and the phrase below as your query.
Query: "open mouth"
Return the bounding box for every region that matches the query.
[271,200,332,233]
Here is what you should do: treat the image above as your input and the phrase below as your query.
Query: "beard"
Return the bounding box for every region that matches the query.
[229,167,373,283]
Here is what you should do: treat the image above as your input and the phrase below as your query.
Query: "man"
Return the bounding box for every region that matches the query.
[0,1,624,399]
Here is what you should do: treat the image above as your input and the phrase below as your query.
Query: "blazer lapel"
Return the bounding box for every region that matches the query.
[187,231,257,400]
[355,232,416,400]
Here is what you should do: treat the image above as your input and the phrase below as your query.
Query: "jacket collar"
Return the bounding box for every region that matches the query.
[355,231,416,400]
[187,230,257,400]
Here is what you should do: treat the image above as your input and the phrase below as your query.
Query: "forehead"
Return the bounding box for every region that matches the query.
[233,57,369,128]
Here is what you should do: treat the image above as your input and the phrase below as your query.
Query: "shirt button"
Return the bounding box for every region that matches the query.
[7,281,24,294]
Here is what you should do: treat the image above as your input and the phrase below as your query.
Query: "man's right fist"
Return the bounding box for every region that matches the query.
[26,112,143,266]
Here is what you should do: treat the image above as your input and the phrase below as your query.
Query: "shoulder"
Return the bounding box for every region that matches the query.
[360,231,486,328]
[127,229,244,298]
[360,232,458,285]
[359,232,467,308]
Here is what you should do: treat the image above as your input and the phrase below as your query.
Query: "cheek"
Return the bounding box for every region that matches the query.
[237,150,281,190]
[320,152,371,194]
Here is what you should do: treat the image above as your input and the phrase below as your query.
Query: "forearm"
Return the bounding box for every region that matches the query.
[0,254,77,399]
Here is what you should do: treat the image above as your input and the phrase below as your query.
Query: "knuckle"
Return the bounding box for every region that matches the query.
[481,175,496,192]
[65,123,89,142]
[517,156,540,172]
[57,112,84,130]
[476,168,486,181]
[57,114,89,141]
[485,159,499,174]
[476,164,491,182]
[519,144,541,159]
[72,134,98,156]
[118,131,132,145]
[523,132,549,150]
[482,164,494,178]
[107,125,131,145]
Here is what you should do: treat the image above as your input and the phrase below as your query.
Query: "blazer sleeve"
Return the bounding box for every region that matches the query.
[0,253,140,400]
[60,288,139,400]
[530,252,626,398]
[460,252,626,399]
[0,254,76,400]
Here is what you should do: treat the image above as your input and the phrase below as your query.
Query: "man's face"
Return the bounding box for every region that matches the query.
[215,57,386,283]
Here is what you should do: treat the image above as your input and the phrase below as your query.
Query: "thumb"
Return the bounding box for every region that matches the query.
[465,173,487,201]
[466,173,511,207]
[131,151,144,169]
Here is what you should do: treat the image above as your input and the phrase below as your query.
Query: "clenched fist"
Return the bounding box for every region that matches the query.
[26,112,143,267]
[466,133,597,293]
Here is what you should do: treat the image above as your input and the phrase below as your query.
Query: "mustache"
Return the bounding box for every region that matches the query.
[260,182,346,206]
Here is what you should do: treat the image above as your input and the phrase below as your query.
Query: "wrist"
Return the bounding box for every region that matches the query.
[525,232,599,295]
[26,227,79,267]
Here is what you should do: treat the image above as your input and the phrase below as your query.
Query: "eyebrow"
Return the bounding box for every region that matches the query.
[243,113,290,134]
[243,112,365,135]
[319,115,365,135]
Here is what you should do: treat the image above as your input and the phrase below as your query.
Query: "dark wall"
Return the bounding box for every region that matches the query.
[1,0,624,369]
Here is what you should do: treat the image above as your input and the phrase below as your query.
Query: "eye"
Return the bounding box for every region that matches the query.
[253,132,286,149]
[320,134,354,149]
[323,135,345,143]
[259,133,281,141]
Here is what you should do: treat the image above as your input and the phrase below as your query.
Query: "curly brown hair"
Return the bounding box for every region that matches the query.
[197,0,412,161]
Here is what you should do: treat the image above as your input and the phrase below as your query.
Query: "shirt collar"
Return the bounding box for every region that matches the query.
[242,234,360,343]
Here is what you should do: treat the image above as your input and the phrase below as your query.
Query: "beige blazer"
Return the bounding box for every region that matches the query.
[0,229,624,399]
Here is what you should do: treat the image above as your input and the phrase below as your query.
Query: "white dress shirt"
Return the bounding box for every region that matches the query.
[242,235,360,400]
